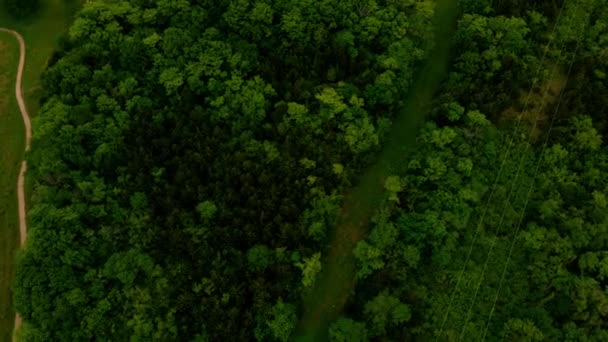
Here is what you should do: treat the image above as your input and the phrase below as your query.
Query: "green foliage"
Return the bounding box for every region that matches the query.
[502,318,545,341]
[444,101,465,122]
[444,12,538,114]
[247,245,274,272]
[384,175,404,202]
[329,317,369,342]
[295,253,322,288]
[364,292,411,337]
[14,1,438,338]
[354,240,385,279]
[301,190,341,242]
[266,299,297,342]
[349,107,608,340]
[196,201,217,220]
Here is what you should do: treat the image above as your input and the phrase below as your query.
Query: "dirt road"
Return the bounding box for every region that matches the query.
[0,27,31,340]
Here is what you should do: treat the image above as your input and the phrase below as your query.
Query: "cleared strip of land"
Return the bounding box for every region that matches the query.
[295,1,461,340]
[0,30,25,342]
[0,28,31,341]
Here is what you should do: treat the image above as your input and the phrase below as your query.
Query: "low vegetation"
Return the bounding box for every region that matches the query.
[0,33,22,342]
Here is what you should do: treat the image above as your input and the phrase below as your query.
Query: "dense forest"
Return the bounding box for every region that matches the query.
[9,0,608,340]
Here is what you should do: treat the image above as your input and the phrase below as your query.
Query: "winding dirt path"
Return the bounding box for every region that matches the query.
[0,27,32,339]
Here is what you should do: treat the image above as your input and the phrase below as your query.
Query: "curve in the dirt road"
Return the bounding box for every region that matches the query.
[294,1,461,341]
[0,27,31,341]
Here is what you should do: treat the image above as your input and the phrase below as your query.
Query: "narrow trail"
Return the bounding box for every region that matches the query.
[0,27,31,340]
[294,1,460,341]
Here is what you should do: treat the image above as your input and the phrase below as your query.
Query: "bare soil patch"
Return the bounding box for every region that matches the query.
[500,65,567,140]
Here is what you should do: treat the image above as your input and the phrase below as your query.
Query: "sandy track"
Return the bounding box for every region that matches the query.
[0,27,31,339]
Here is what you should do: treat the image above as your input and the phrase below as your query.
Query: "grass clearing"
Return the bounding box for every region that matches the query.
[500,64,567,141]
[0,1,79,340]
[0,33,23,342]
[0,0,80,116]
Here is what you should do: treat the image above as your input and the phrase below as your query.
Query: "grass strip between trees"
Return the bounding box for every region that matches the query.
[0,0,79,340]
[295,0,461,340]
[0,32,22,342]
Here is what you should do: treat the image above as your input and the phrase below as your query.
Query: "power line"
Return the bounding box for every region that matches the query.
[479,18,586,342]
[435,1,568,339]
[457,29,570,342]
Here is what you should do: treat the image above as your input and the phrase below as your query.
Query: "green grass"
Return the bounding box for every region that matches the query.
[0,32,23,342]
[0,0,80,116]
[294,0,461,340]
[0,33,25,341]
[0,1,79,341]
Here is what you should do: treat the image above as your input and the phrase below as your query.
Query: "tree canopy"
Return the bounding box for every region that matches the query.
[11,0,608,340]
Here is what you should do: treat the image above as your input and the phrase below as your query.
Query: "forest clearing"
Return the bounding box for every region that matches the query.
[499,64,567,141]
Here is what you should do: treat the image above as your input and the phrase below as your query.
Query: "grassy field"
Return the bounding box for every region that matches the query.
[0,1,79,341]
[0,32,22,342]
[0,0,79,116]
